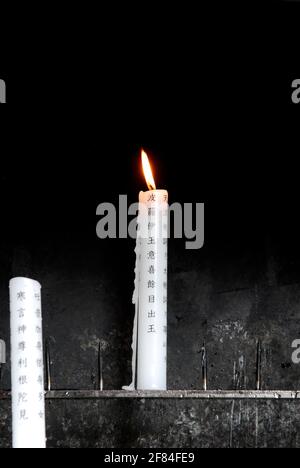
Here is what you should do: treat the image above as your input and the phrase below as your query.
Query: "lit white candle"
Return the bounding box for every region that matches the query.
[10,277,46,449]
[126,151,168,391]
[137,187,168,390]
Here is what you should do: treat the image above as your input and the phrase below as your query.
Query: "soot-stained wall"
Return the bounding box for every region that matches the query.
[1,229,300,448]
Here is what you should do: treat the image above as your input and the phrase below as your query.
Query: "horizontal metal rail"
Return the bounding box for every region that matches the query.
[1,390,300,400]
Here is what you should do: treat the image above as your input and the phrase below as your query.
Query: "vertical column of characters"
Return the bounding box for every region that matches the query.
[146,192,158,340]
[10,278,46,449]
[154,191,168,388]
[161,192,168,373]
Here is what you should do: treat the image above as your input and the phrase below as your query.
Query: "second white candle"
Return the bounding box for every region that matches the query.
[10,277,46,449]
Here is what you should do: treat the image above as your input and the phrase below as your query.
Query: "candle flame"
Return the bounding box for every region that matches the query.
[141,149,156,191]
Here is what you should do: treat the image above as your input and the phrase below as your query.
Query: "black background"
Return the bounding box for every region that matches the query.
[0,1,299,256]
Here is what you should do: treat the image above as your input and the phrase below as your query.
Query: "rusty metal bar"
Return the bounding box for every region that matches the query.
[1,390,300,400]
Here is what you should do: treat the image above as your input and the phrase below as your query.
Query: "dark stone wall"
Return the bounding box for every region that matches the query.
[1,232,300,448]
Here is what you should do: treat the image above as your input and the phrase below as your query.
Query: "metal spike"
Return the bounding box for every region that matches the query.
[256,341,262,391]
[99,341,103,391]
[201,342,208,391]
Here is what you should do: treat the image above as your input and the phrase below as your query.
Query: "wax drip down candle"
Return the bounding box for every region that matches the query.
[125,151,168,391]
[9,277,46,449]
[0,339,6,383]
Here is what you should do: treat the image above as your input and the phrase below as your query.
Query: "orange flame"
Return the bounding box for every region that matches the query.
[141,149,156,191]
